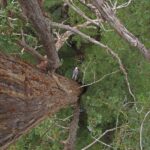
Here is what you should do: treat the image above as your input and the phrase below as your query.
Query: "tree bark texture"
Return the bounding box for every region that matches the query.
[93,0,150,60]
[0,53,82,149]
[64,102,80,150]
[18,0,60,71]
[0,0,7,8]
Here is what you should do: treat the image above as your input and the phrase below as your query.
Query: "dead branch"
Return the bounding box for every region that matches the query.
[49,21,107,48]
[115,0,132,10]
[79,0,103,22]
[65,0,99,27]
[92,0,150,61]
[57,115,73,122]
[81,126,120,150]
[70,0,111,31]
[55,31,73,51]
[79,70,119,88]
[17,40,46,62]
[91,135,114,149]
[140,110,150,150]
[82,59,92,84]
[55,21,95,51]
[108,0,133,11]
[49,21,139,112]
[78,0,150,60]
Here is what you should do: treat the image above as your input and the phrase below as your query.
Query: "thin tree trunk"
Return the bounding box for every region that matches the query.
[0,53,82,149]
[64,102,80,150]
[18,0,60,71]
[93,0,150,60]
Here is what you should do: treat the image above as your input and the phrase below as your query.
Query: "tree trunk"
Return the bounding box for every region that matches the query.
[0,0,7,8]
[0,53,82,149]
[93,0,150,61]
[18,0,60,71]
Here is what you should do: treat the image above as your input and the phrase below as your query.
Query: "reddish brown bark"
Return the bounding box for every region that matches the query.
[0,53,82,149]
[18,0,60,71]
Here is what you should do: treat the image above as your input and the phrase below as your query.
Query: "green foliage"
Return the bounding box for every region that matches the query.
[0,0,48,64]
[1,0,150,149]
[9,107,74,150]
[78,1,150,149]
[44,0,63,21]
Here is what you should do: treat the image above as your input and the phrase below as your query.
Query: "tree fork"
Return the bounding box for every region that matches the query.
[0,53,83,149]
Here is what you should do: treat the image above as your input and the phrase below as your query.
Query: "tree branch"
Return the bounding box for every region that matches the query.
[49,21,139,112]
[91,135,114,149]
[18,0,60,71]
[79,70,119,88]
[140,110,150,150]
[63,102,80,150]
[55,20,95,51]
[115,0,132,10]
[92,0,150,61]
[81,126,120,150]
[17,40,46,62]
[65,0,99,27]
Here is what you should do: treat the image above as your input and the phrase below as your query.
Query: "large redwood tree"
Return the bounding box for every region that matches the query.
[0,0,149,149]
[0,0,82,149]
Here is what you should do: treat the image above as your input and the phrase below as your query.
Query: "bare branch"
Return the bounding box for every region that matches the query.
[116,0,132,10]
[91,135,114,148]
[56,115,73,122]
[78,0,102,21]
[92,0,150,61]
[72,0,112,32]
[49,21,107,48]
[55,31,73,51]
[140,110,150,150]
[50,21,141,113]
[17,40,46,61]
[55,21,96,51]
[65,0,99,26]
[81,127,120,150]
[50,22,133,95]
[79,0,150,60]
[80,70,119,88]
[82,59,92,84]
